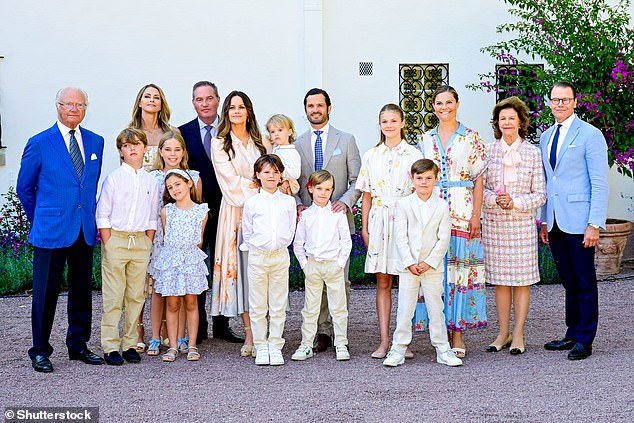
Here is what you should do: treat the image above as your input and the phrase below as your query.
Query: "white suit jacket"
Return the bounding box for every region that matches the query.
[394,192,451,274]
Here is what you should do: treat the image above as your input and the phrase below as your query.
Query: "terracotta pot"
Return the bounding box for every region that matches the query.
[595,219,633,276]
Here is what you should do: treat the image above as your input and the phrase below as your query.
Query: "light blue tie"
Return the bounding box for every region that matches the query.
[69,129,84,179]
[549,124,562,169]
[314,130,323,170]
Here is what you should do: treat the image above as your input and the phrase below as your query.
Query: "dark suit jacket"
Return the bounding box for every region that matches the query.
[179,118,222,214]
[17,123,104,248]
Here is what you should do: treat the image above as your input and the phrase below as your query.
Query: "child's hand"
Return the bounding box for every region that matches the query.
[418,262,431,274]
[279,180,291,195]
[407,264,423,276]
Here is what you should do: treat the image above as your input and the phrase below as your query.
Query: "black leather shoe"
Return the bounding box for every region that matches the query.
[104,351,124,366]
[31,355,53,373]
[314,334,332,352]
[69,349,105,365]
[567,343,592,360]
[122,348,141,363]
[544,338,576,351]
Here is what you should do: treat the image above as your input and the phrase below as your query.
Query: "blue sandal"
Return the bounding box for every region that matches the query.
[178,337,189,353]
[147,339,161,356]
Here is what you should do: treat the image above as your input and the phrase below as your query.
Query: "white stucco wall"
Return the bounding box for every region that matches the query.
[1,0,632,219]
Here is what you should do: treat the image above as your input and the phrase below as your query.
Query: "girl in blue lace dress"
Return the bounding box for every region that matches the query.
[154,169,209,362]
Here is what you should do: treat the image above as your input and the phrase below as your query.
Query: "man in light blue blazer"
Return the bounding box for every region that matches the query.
[295,88,361,352]
[539,81,609,360]
[17,87,105,372]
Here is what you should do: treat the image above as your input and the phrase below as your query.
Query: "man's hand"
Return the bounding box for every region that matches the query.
[583,225,600,248]
[539,224,549,244]
[331,200,348,213]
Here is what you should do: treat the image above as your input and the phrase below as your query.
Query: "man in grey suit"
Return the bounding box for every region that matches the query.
[295,88,361,352]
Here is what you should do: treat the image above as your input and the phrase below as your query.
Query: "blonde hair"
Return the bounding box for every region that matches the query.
[153,131,190,171]
[307,170,335,200]
[130,83,172,133]
[266,114,296,143]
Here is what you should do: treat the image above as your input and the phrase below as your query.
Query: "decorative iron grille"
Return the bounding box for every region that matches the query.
[359,62,373,77]
[399,64,449,144]
[496,64,544,144]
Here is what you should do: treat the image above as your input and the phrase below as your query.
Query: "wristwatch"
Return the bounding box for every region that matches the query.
[589,223,600,229]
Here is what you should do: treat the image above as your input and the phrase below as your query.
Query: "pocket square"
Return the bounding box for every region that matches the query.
[568,145,577,148]
[90,153,98,160]
[332,148,342,156]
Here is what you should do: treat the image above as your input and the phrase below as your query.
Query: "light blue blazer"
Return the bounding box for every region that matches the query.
[539,115,608,234]
[17,123,104,248]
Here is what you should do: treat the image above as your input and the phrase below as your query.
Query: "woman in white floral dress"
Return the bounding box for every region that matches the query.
[356,104,422,358]
[416,86,489,358]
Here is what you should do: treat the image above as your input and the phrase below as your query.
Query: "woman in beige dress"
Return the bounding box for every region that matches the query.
[482,96,546,355]
[210,91,271,356]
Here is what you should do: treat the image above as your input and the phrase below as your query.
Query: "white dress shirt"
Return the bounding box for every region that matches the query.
[272,144,301,180]
[293,201,352,269]
[96,163,160,231]
[57,120,85,162]
[310,123,330,158]
[199,116,219,142]
[548,114,575,160]
[417,194,430,225]
[242,189,297,251]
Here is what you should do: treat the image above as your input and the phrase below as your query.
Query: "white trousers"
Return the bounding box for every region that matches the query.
[248,247,289,350]
[301,258,349,347]
[392,271,450,354]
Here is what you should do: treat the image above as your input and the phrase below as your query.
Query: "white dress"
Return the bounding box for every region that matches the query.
[355,141,422,274]
[146,169,200,280]
[154,202,209,296]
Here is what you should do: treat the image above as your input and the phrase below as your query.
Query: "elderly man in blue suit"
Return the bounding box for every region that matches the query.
[17,87,105,372]
[539,81,609,360]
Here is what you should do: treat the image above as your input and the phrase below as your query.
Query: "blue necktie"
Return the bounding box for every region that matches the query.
[314,130,323,170]
[549,124,562,170]
[203,125,212,160]
[69,129,84,179]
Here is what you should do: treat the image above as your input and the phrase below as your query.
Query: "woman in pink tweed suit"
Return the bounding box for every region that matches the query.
[482,96,546,356]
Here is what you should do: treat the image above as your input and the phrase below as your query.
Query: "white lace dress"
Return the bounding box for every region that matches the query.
[154,202,209,296]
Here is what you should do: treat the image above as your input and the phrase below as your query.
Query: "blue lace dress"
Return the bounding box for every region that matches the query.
[154,202,209,296]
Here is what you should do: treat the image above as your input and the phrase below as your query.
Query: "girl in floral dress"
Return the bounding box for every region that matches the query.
[154,169,209,362]
[356,104,422,358]
[416,86,489,358]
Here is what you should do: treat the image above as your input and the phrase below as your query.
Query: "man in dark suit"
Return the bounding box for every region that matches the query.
[539,81,609,360]
[17,87,105,372]
[295,88,361,352]
[179,81,243,344]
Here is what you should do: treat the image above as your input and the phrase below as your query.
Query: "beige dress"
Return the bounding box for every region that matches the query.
[210,133,270,316]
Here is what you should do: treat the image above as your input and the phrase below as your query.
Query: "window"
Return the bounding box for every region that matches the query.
[399,64,449,144]
[495,64,544,143]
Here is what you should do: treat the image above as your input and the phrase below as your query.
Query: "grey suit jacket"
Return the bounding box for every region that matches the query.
[295,125,362,232]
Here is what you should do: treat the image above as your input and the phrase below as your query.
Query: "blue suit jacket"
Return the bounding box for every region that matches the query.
[539,115,608,234]
[178,118,222,213]
[17,123,104,248]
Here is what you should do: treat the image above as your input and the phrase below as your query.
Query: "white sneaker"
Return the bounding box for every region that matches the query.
[383,350,405,367]
[269,348,284,366]
[335,345,350,361]
[437,349,463,367]
[291,345,314,361]
[255,346,269,366]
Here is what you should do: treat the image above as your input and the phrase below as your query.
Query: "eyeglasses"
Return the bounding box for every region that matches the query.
[549,98,574,105]
[57,102,87,110]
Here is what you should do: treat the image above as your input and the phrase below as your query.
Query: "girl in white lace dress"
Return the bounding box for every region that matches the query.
[154,169,208,362]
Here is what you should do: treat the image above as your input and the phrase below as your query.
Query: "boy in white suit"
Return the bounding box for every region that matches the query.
[384,159,462,367]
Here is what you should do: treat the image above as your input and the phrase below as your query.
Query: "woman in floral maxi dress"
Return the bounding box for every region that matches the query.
[416,86,489,357]
[210,91,270,357]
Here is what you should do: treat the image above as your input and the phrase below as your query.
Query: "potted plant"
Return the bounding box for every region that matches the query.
[469,0,634,275]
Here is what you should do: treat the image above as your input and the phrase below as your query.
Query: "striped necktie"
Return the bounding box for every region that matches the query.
[69,129,84,179]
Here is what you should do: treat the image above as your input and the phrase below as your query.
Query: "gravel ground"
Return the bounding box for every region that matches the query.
[1,266,633,423]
